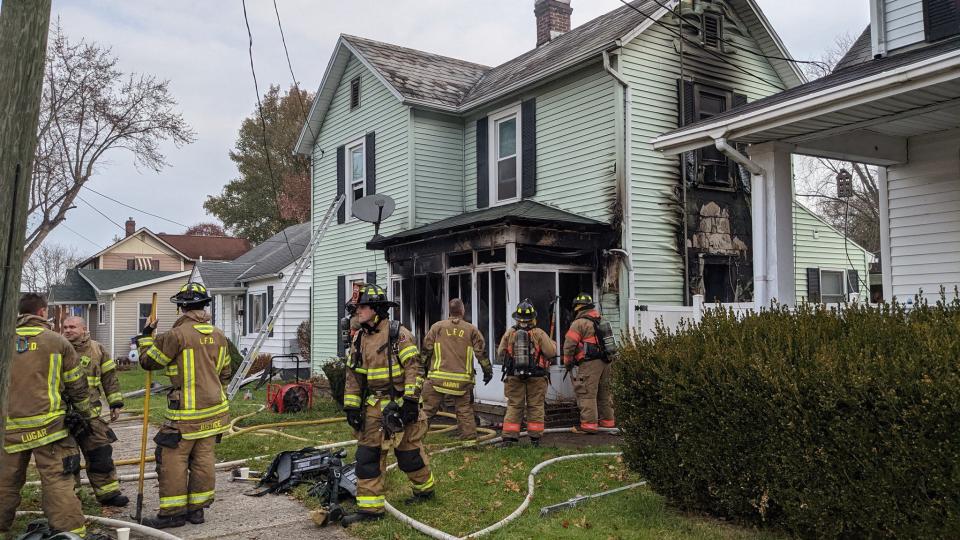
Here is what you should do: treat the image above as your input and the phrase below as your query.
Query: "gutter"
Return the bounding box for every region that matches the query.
[602,50,637,328]
[653,48,960,154]
[714,138,768,307]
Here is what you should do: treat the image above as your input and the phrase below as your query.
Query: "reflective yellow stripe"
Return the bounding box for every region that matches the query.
[165,364,179,376]
[63,363,83,384]
[164,400,229,421]
[399,345,418,364]
[87,376,101,387]
[106,392,124,404]
[428,370,474,383]
[137,336,154,347]
[363,367,396,381]
[145,344,172,366]
[412,473,435,492]
[356,496,385,508]
[343,394,361,407]
[90,404,102,418]
[434,385,467,396]
[4,410,65,429]
[193,324,214,335]
[101,359,117,373]
[432,343,442,372]
[4,428,68,453]
[72,397,92,414]
[466,347,475,377]
[183,349,195,411]
[16,327,44,336]
[94,481,120,496]
[181,423,230,440]
[404,384,417,397]
[188,490,215,504]
[159,495,188,509]
[215,346,228,373]
[69,526,86,536]
[48,354,62,413]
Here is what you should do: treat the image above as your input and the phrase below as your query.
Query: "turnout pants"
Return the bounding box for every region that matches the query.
[79,418,121,502]
[0,438,87,537]
[154,427,216,517]
[573,360,615,432]
[502,375,547,440]
[353,399,434,515]
[420,380,478,440]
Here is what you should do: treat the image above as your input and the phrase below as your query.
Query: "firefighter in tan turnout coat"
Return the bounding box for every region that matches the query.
[497,299,558,446]
[137,282,232,529]
[421,298,493,441]
[341,284,435,526]
[61,316,129,507]
[563,293,616,433]
[0,294,96,538]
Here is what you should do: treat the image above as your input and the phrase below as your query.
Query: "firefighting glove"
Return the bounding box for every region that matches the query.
[482,367,494,385]
[65,410,92,441]
[345,408,364,432]
[400,398,420,425]
[138,319,158,339]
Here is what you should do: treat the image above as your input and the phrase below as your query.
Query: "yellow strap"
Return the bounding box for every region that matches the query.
[4,428,68,453]
[164,400,229,421]
[4,410,65,430]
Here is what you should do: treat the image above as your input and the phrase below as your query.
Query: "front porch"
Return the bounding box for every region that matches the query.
[368,200,616,405]
[654,39,960,306]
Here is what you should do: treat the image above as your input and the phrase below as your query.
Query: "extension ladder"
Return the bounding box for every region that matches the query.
[225,194,344,400]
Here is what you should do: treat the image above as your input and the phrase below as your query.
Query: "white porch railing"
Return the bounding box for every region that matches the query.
[636,295,755,339]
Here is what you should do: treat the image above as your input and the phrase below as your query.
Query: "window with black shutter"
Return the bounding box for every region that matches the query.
[688,83,737,188]
[267,286,274,337]
[924,0,960,42]
[350,76,361,109]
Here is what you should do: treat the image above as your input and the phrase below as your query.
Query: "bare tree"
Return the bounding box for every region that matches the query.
[793,32,880,253]
[184,222,227,237]
[25,22,195,260]
[21,242,84,294]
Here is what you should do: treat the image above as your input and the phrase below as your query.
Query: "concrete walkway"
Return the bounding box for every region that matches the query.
[94,417,350,540]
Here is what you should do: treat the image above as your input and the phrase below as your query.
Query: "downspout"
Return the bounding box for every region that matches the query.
[603,50,637,328]
[109,293,116,359]
[714,137,767,307]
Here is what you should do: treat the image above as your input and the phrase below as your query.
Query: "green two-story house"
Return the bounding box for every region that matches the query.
[296,0,872,403]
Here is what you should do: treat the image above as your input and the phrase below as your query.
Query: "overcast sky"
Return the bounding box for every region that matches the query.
[47,0,869,256]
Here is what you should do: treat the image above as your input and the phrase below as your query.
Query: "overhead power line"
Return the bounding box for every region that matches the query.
[77,195,125,231]
[84,185,190,229]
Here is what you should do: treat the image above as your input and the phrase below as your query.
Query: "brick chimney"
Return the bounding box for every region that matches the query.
[535,0,572,47]
[125,217,136,237]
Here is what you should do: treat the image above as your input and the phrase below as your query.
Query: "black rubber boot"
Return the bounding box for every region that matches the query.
[496,437,519,448]
[530,437,541,447]
[141,514,187,529]
[404,490,435,505]
[100,492,129,507]
[187,508,205,524]
[340,511,384,527]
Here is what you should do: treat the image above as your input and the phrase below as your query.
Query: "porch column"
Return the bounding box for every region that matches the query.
[749,143,796,307]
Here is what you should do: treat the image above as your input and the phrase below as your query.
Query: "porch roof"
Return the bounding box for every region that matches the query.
[653,37,960,164]
[48,269,97,305]
[367,200,609,250]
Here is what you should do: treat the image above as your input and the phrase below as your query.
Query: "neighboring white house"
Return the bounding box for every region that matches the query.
[654,0,960,305]
[191,223,313,359]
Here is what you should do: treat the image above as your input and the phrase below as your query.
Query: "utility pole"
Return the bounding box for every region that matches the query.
[0,0,53,437]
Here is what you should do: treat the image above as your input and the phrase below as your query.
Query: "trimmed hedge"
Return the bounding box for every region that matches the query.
[613,299,960,538]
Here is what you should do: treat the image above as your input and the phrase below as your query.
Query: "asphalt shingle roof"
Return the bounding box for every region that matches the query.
[194,223,312,287]
[194,262,251,289]
[834,26,873,73]
[367,200,608,249]
[78,269,184,292]
[342,1,660,111]
[661,36,960,136]
[342,35,489,109]
[49,269,97,303]
[156,234,252,261]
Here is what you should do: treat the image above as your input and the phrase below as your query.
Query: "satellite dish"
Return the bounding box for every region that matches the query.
[352,194,395,242]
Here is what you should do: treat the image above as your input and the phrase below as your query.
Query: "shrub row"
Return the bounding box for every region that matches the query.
[613,298,960,538]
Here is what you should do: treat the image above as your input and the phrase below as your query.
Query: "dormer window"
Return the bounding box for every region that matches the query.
[924,0,960,43]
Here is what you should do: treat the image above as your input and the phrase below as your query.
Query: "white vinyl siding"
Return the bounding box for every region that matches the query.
[412,110,465,225]
[885,0,926,51]
[886,129,960,300]
[239,264,311,357]
[793,203,871,302]
[311,54,408,369]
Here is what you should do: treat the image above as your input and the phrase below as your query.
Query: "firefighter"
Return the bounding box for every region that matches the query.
[137,282,232,529]
[61,316,128,507]
[420,298,493,442]
[0,294,95,538]
[341,284,434,526]
[497,299,557,447]
[562,293,615,434]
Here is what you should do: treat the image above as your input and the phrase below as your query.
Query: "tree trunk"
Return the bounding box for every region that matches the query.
[0,0,53,439]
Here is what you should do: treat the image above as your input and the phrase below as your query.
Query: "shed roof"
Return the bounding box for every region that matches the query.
[367,200,608,250]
